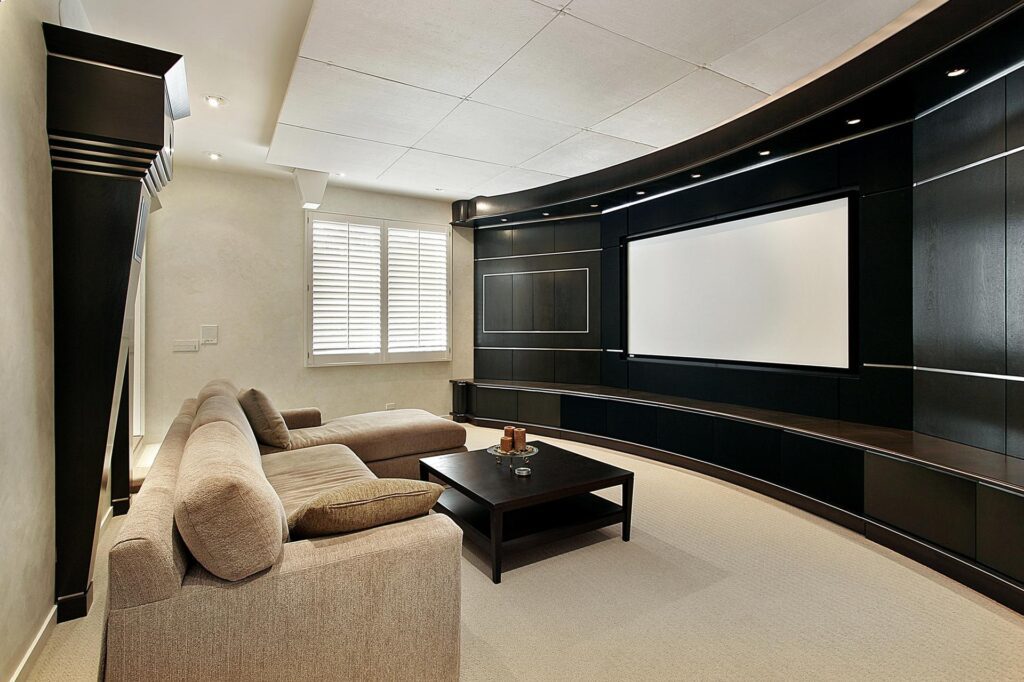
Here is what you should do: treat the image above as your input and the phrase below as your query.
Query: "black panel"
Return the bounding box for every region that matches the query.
[513,224,554,256]
[977,483,1024,583]
[554,351,601,385]
[914,371,1005,453]
[531,271,555,331]
[606,401,658,447]
[512,349,554,382]
[474,349,512,380]
[913,159,1006,374]
[656,408,715,461]
[475,227,513,259]
[474,387,518,421]
[482,273,512,332]
[512,273,533,331]
[628,148,839,233]
[858,190,912,365]
[517,391,561,427]
[1007,152,1024,375]
[554,218,601,252]
[712,419,782,483]
[600,247,621,350]
[838,123,912,195]
[601,352,628,388]
[913,78,1005,182]
[838,366,913,429]
[1006,381,1024,459]
[1009,68,1024,149]
[864,452,976,558]
[601,210,627,248]
[780,433,864,514]
[553,269,589,332]
[561,395,607,436]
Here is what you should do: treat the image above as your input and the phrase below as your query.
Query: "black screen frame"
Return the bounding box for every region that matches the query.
[620,189,860,377]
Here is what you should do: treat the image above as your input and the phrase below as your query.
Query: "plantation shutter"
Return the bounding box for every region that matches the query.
[310,218,382,361]
[387,226,449,354]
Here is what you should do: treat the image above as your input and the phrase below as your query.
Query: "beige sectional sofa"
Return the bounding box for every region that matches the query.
[104,380,465,681]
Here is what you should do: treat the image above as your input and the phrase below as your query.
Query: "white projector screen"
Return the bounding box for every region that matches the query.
[627,197,850,369]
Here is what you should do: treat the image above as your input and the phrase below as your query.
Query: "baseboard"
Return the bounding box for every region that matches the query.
[10,605,56,682]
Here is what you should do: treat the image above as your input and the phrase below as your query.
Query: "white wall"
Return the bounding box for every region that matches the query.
[0,0,59,677]
[144,165,474,443]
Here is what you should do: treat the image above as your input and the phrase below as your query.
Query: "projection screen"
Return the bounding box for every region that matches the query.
[626,197,850,369]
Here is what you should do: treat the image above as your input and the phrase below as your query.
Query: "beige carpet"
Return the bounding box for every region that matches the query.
[26,424,1024,681]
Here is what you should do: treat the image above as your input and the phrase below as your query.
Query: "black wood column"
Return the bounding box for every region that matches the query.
[111,364,131,517]
[45,23,188,622]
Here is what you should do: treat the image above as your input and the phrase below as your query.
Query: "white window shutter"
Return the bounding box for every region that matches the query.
[310,219,382,358]
[387,227,448,353]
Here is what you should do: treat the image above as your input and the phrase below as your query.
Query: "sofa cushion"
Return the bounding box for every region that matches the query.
[190,394,259,456]
[196,378,239,406]
[238,387,291,449]
[262,444,376,517]
[288,479,444,539]
[175,421,288,581]
[287,409,467,463]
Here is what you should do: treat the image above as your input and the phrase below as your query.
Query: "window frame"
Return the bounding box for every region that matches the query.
[304,210,452,367]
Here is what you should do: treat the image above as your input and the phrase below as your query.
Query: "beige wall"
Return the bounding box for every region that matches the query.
[145,165,473,442]
[0,0,59,678]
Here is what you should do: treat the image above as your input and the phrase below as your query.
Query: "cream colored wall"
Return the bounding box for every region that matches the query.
[144,165,473,443]
[0,0,59,678]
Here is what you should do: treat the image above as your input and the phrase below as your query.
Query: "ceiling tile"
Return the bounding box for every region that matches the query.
[473,167,568,196]
[299,0,556,97]
[378,149,509,195]
[278,58,461,146]
[266,124,407,179]
[415,101,578,166]
[520,130,656,177]
[565,0,820,65]
[592,68,765,147]
[711,0,920,94]
[470,14,696,127]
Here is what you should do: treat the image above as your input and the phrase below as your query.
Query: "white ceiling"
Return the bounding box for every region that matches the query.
[83,0,935,201]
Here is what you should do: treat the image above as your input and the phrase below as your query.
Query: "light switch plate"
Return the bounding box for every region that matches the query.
[200,324,219,345]
[173,339,199,352]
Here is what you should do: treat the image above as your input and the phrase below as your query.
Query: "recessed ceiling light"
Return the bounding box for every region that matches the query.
[758,150,771,157]
[501,218,508,222]
[332,172,346,177]
[946,67,967,78]
[636,190,645,196]
[846,118,862,125]
[204,95,227,108]
[590,204,599,208]
[690,173,702,179]
[205,151,222,161]
[542,212,550,216]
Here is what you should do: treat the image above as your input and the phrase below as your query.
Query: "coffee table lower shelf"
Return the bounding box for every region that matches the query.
[434,488,626,583]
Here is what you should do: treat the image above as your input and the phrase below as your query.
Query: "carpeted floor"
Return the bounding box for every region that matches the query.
[27,424,1024,680]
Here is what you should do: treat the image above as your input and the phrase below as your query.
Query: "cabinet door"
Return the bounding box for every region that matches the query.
[517,391,561,427]
[474,387,518,421]
[780,433,864,514]
[656,408,714,461]
[712,419,782,483]
[607,401,658,447]
[864,452,976,558]
[561,396,607,436]
[976,483,1024,583]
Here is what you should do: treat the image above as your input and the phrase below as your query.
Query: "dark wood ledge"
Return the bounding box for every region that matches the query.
[453,378,1024,494]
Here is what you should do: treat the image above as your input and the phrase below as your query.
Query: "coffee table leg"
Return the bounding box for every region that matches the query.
[490,510,503,584]
[622,476,633,542]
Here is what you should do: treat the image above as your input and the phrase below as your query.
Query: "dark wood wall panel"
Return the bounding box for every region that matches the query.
[475,348,512,380]
[838,123,912,195]
[512,349,553,382]
[601,210,627,248]
[976,483,1024,583]
[1005,382,1024,459]
[475,227,512,258]
[858,189,912,365]
[512,223,554,256]
[912,159,1006,374]
[838,366,912,429]
[600,247,621,349]
[865,453,976,558]
[913,78,1005,182]
[554,218,601,252]
[780,433,864,514]
[601,352,628,388]
[1007,153,1024,375]
[914,371,1005,453]
[1009,68,1024,148]
[554,351,601,385]
[482,272,512,332]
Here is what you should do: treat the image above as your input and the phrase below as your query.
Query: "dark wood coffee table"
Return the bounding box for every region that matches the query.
[419,441,634,583]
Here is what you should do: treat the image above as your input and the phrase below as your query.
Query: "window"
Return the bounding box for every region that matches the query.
[306,212,450,366]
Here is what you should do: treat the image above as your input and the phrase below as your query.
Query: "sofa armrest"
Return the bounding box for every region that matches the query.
[105,514,462,681]
[280,407,321,429]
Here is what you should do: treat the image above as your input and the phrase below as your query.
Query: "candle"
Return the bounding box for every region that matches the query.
[513,427,526,451]
[500,435,513,452]
[503,425,515,439]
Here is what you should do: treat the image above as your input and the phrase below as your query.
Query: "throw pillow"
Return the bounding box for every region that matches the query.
[288,479,443,539]
[238,387,290,449]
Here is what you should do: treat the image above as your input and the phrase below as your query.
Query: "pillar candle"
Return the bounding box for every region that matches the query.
[500,436,513,452]
[503,425,515,439]
[513,427,526,451]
